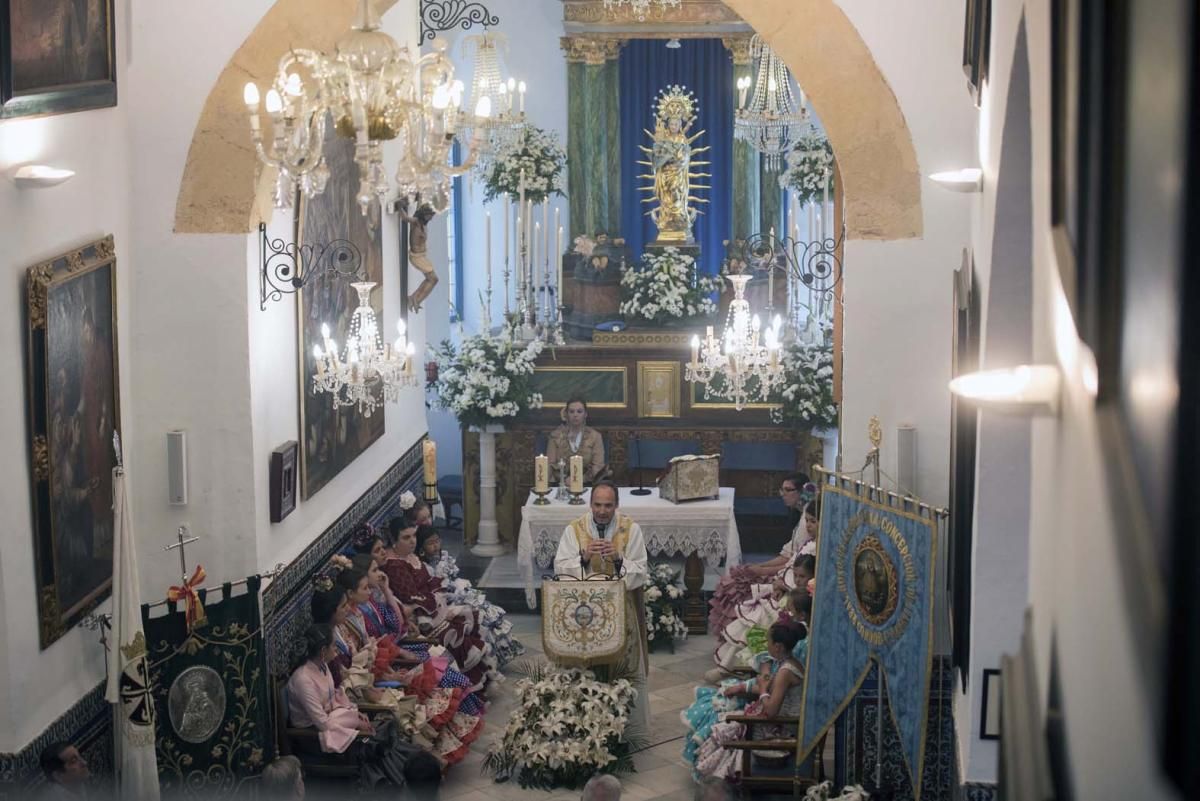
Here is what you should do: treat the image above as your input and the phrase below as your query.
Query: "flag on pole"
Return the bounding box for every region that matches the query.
[106,465,162,801]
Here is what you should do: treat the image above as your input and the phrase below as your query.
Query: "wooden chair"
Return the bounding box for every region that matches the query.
[271,675,398,780]
[721,713,827,800]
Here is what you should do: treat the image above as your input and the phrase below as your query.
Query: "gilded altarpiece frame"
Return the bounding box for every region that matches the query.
[25,235,121,648]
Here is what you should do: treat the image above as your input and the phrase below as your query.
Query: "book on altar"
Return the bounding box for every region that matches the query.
[658,453,720,504]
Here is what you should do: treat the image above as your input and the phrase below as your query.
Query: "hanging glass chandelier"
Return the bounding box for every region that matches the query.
[686,274,784,411]
[603,0,681,22]
[461,31,526,175]
[312,282,417,417]
[243,0,491,216]
[734,34,810,171]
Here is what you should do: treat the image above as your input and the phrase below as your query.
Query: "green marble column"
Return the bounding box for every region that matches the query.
[732,140,759,240]
[565,39,623,241]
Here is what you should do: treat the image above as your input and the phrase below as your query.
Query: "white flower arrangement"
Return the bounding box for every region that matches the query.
[484,663,638,789]
[397,490,417,511]
[619,248,720,325]
[645,563,689,645]
[483,124,567,205]
[778,131,835,207]
[769,337,837,429]
[428,322,545,429]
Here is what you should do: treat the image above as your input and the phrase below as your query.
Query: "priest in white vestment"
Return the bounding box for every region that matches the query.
[553,481,650,733]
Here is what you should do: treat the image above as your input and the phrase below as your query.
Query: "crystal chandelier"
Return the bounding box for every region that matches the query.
[462,32,526,175]
[735,35,810,171]
[243,0,491,216]
[312,282,417,417]
[603,0,681,22]
[686,274,784,411]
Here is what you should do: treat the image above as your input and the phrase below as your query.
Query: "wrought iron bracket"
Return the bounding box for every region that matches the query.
[726,226,846,301]
[258,222,363,310]
[420,0,499,42]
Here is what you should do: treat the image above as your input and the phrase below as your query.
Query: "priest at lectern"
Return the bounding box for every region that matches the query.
[553,481,650,732]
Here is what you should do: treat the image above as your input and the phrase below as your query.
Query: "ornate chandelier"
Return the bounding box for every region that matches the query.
[243,0,490,216]
[603,0,681,22]
[686,273,784,411]
[735,35,810,171]
[462,31,526,175]
[312,282,417,417]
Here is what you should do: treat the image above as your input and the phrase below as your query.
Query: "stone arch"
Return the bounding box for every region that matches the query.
[723,0,922,239]
[173,0,400,234]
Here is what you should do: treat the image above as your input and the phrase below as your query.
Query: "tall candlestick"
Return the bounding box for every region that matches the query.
[569,455,584,493]
[542,203,549,271]
[534,454,549,493]
[485,211,492,323]
[422,440,437,485]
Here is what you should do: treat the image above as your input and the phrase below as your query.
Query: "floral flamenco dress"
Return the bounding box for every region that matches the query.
[681,653,776,774]
[427,551,524,667]
[337,613,483,767]
[381,554,496,692]
[713,573,799,670]
[708,518,813,639]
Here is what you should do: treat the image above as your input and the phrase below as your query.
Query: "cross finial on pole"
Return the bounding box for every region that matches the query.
[163,526,199,585]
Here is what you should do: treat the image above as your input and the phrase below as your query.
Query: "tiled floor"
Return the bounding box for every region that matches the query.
[439,613,711,801]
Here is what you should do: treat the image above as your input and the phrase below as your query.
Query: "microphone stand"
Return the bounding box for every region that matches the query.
[630,433,651,496]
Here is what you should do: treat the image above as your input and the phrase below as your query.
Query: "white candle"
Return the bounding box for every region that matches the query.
[542,202,549,271]
[822,170,830,242]
[516,214,523,298]
[533,222,541,295]
[557,223,564,295]
[485,211,492,320]
[569,455,584,493]
[535,454,549,493]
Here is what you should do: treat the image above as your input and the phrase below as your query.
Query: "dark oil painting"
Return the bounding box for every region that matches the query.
[26,236,120,648]
[296,117,384,499]
[2,0,117,118]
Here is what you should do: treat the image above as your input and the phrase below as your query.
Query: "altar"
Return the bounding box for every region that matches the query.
[516,485,741,609]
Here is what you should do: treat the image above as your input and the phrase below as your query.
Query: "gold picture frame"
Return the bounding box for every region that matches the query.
[637,361,680,418]
[532,366,628,408]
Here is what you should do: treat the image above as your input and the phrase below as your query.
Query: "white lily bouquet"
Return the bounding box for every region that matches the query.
[483,123,567,205]
[619,247,720,325]
[770,338,837,429]
[484,663,639,789]
[778,131,835,206]
[428,323,544,429]
[644,563,688,649]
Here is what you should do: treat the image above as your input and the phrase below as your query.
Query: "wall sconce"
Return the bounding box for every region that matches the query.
[929,168,983,193]
[11,164,75,188]
[948,365,1061,416]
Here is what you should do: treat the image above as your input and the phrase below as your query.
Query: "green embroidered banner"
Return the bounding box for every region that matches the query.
[142,576,270,797]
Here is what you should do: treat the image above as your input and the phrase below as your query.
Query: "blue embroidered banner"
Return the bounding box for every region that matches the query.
[799,484,938,798]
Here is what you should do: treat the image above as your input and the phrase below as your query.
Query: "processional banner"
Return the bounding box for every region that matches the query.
[141,576,271,798]
[799,478,939,799]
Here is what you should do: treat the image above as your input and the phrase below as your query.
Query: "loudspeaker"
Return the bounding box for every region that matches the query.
[897,424,917,497]
[167,430,188,506]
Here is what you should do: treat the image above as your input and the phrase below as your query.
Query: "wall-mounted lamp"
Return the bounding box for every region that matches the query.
[929,168,983,193]
[12,164,75,188]
[948,365,1061,416]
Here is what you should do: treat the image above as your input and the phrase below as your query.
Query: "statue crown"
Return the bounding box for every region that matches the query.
[655,85,697,124]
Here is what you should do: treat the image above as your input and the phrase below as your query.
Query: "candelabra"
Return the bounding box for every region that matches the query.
[735,35,811,171]
[243,0,490,216]
[685,274,784,411]
[312,282,418,417]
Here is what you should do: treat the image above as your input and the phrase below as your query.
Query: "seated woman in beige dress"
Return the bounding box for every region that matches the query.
[545,395,607,485]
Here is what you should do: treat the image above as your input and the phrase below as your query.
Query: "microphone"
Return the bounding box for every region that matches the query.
[630,433,651,496]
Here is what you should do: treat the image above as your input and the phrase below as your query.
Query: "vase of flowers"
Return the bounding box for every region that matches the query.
[619,248,720,326]
[483,124,567,205]
[428,322,544,429]
[483,662,640,789]
[778,131,835,206]
[644,563,688,652]
[769,338,837,429]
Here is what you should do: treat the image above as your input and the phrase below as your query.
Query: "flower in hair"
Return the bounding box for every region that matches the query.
[398,491,417,511]
[351,523,376,549]
[330,554,351,572]
[312,575,333,592]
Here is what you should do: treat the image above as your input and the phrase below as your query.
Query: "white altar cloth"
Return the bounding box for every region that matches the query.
[516,486,742,609]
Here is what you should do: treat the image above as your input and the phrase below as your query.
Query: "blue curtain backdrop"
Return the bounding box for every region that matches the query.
[619,39,733,276]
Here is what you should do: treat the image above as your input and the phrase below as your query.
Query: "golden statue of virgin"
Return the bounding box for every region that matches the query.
[638,85,711,246]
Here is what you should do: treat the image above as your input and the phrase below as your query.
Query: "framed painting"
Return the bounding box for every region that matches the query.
[296,117,384,500]
[25,235,120,648]
[531,366,627,409]
[961,0,991,106]
[979,668,1000,740]
[269,441,298,523]
[637,361,680,418]
[1,0,117,119]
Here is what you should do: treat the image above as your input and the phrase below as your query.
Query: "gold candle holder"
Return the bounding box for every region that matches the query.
[424,481,439,505]
[532,488,551,506]
[568,487,585,505]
